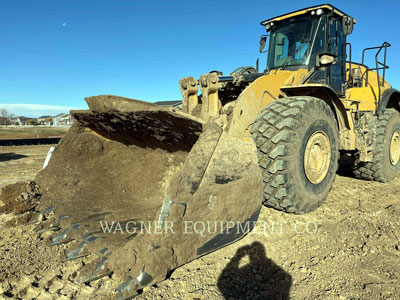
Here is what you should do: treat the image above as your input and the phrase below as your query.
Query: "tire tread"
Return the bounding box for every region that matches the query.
[251,97,339,214]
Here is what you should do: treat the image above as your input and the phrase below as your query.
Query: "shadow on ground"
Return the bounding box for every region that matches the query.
[0,153,27,162]
[218,241,291,300]
[337,154,357,178]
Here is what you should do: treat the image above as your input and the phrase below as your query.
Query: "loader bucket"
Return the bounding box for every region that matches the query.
[32,95,263,299]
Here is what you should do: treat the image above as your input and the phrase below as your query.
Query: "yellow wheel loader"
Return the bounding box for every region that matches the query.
[26,4,399,299]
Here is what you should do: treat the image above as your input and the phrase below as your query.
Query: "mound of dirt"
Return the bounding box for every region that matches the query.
[0,181,41,217]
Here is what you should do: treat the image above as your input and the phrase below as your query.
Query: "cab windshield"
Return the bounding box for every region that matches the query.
[267,17,322,70]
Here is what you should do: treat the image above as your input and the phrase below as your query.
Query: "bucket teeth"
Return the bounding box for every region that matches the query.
[87,235,106,243]
[56,214,71,222]
[36,226,59,235]
[83,270,113,284]
[114,276,139,300]
[81,231,103,240]
[76,212,112,224]
[113,266,153,299]
[63,241,90,262]
[32,210,73,235]
[136,267,153,287]
[62,233,106,262]
[72,223,84,230]
[50,228,71,246]
[28,211,43,224]
[100,247,109,255]
[75,256,112,284]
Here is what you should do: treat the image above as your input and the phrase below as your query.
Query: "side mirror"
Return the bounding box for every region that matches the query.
[317,53,336,67]
[342,16,354,36]
[259,35,267,53]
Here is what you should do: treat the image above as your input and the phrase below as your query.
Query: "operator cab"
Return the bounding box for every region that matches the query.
[260,4,355,95]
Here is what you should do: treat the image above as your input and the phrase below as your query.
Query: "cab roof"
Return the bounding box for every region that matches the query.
[260,4,356,26]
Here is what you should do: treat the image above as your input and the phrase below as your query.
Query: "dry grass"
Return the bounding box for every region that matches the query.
[0,127,68,140]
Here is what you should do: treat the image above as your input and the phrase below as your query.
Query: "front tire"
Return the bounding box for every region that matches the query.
[251,97,339,214]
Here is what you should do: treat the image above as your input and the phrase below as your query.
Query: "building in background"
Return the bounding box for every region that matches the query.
[53,113,74,126]
[9,117,22,125]
[16,116,38,125]
[37,115,52,126]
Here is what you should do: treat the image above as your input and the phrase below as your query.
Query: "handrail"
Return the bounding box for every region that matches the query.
[361,42,391,103]
[345,42,352,82]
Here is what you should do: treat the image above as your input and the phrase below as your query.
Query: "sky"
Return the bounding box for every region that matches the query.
[0,0,399,117]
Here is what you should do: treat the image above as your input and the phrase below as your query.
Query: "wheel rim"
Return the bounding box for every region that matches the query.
[390,130,400,165]
[304,131,331,184]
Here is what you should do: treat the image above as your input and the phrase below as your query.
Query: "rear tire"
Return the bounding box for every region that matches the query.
[251,97,339,214]
[351,109,400,182]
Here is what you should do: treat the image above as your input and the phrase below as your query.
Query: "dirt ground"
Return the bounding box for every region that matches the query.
[0,145,53,189]
[0,145,399,299]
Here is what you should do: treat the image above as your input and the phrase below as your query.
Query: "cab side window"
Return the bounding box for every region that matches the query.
[308,16,327,84]
[274,33,289,66]
[329,19,346,94]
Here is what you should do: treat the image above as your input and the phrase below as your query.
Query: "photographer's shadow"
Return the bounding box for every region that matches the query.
[217,241,291,300]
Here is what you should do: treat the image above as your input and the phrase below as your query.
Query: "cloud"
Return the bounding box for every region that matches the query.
[0,104,86,118]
